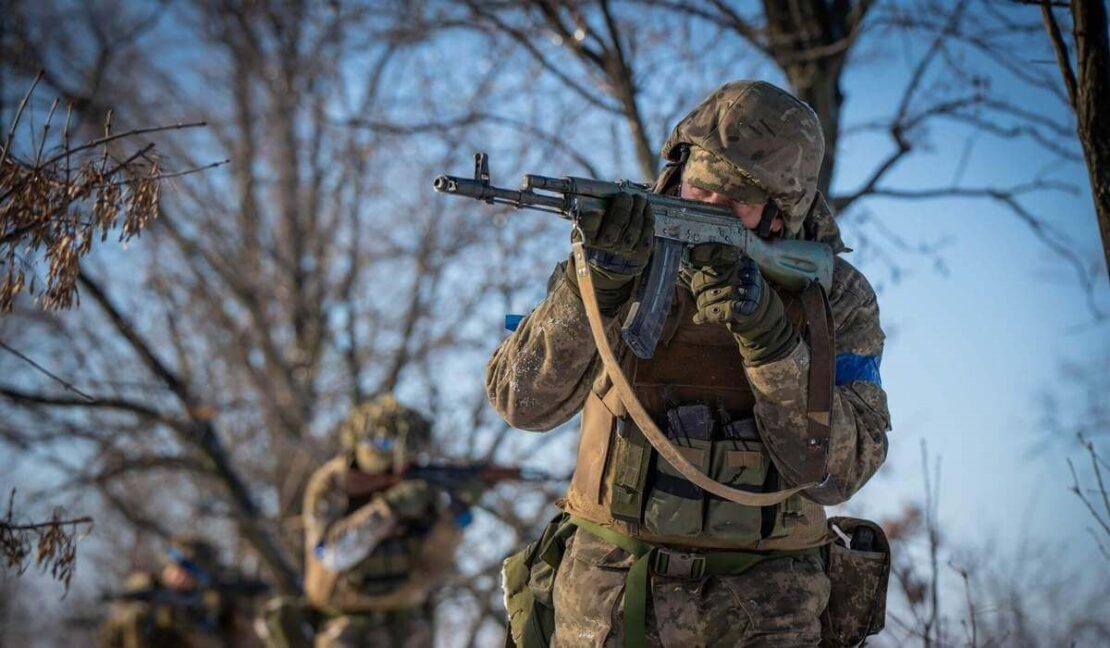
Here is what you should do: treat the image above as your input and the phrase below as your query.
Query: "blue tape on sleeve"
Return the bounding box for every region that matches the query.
[454,509,474,529]
[835,353,882,387]
[505,314,525,332]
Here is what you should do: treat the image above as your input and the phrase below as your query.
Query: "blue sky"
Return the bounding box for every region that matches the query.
[822,34,1109,567]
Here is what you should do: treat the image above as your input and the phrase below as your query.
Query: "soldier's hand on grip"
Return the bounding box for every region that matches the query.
[564,192,655,316]
[381,479,435,520]
[688,244,798,365]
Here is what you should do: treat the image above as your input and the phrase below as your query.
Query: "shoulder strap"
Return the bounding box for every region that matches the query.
[573,242,816,507]
[799,281,834,483]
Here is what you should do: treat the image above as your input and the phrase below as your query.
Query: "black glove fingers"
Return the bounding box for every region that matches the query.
[598,193,633,247]
[621,195,647,252]
[578,213,602,245]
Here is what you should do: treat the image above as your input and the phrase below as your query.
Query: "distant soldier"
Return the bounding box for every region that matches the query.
[264,395,483,648]
[99,535,265,648]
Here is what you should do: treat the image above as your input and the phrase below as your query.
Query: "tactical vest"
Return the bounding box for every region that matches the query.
[304,464,463,614]
[342,489,432,597]
[561,285,829,551]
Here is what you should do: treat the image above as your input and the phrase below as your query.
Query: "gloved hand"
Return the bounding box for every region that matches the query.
[564,192,655,316]
[687,244,798,365]
[380,479,435,520]
[451,477,488,509]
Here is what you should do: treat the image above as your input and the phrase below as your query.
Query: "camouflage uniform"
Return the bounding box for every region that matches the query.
[292,396,465,648]
[487,81,890,646]
[98,538,255,648]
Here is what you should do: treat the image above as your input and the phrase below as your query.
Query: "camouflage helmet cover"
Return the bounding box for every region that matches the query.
[661,80,825,233]
[338,394,432,453]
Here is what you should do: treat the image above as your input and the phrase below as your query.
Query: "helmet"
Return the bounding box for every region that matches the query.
[661,80,824,234]
[338,394,432,470]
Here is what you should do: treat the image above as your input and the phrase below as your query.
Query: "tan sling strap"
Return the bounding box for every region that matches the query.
[798,280,835,484]
[573,241,822,507]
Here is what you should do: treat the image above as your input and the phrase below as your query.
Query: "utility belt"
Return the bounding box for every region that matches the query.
[570,516,816,648]
[501,512,891,648]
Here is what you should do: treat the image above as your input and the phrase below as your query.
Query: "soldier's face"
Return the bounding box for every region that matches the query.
[160,564,198,591]
[680,183,782,236]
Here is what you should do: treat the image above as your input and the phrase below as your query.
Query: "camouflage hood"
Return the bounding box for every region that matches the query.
[661,80,825,234]
[802,191,848,253]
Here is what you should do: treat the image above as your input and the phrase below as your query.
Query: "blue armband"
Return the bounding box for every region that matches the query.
[835,353,882,387]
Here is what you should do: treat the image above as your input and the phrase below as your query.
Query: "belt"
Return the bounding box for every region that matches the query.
[568,516,818,648]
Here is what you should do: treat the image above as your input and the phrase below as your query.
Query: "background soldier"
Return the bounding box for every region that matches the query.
[98,535,263,648]
[276,394,480,648]
[489,80,892,647]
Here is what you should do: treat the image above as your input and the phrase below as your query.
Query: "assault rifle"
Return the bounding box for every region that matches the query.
[346,462,558,499]
[433,153,833,359]
[103,579,271,605]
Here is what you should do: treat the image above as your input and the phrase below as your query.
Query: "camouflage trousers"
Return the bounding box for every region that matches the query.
[552,530,830,647]
[314,608,434,648]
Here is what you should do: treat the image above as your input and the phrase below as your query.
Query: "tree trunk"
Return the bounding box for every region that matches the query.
[762,0,855,198]
[1072,0,1110,278]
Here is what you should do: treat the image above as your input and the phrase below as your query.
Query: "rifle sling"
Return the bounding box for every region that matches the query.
[799,280,834,483]
[573,241,816,507]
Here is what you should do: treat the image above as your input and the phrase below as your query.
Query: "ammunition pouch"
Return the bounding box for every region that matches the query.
[821,516,891,647]
[502,513,575,648]
[611,404,803,544]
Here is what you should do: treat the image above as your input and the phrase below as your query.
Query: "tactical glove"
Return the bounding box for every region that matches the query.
[564,192,655,316]
[451,477,488,508]
[380,479,434,520]
[687,244,799,365]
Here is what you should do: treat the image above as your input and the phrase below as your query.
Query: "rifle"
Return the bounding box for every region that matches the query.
[433,152,833,359]
[102,580,270,632]
[103,579,271,605]
[345,462,557,499]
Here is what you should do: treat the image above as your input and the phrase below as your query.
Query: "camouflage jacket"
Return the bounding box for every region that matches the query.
[485,195,890,508]
[97,572,246,648]
[302,456,463,613]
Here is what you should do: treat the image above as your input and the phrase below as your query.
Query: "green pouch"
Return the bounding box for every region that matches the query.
[502,513,574,648]
[609,418,652,523]
[703,442,767,543]
[643,439,711,537]
[821,516,891,647]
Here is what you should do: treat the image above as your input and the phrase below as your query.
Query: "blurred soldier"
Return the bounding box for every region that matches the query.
[268,395,479,648]
[99,535,264,648]
[491,80,891,647]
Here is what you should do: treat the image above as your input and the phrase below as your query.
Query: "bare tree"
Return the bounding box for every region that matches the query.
[0,0,572,631]
[0,72,219,311]
[880,444,1110,647]
[1035,0,1110,279]
[447,0,1104,312]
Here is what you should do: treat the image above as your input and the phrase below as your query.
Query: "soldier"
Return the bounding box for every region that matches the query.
[293,395,479,648]
[98,535,262,648]
[489,80,891,646]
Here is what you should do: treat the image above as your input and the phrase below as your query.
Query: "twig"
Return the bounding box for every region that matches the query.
[4,517,94,531]
[0,341,97,402]
[1040,3,1079,108]
[0,71,43,169]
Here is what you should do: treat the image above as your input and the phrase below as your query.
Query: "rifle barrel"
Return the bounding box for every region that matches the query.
[433,175,566,211]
